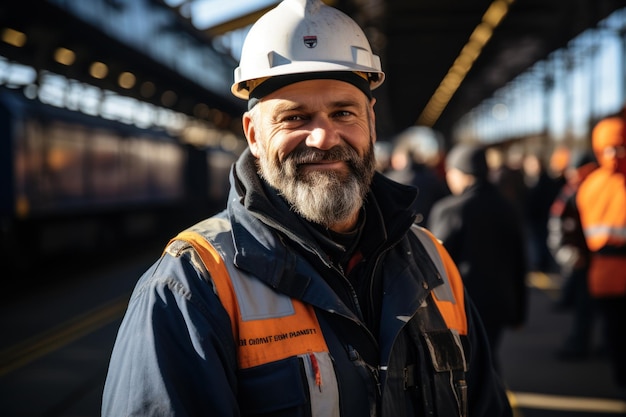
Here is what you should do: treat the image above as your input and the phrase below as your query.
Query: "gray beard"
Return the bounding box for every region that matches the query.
[257,143,376,227]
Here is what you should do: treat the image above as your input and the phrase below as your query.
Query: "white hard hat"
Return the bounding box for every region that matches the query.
[231,0,385,100]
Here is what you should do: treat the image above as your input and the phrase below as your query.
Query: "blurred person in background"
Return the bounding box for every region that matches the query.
[547,151,599,360]
[373,140,393,174]
[548,145,570,195]
[385,126,449,225]
[522,152,561,272]
[576,115,626,395]
[428,143,528,372]
[487,146,527,210]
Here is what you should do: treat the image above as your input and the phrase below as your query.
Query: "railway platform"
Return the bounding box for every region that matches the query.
[1,248,625,416]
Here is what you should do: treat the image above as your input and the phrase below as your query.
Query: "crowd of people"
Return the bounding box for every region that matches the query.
[381,116,626,398]
[100,0,626,413]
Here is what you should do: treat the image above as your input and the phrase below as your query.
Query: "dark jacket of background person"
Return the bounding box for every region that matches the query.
[387,159,450,225]
[523,153,563,272]
[576,115,626,390]
[548,153,597,276]
[428,144,528,368]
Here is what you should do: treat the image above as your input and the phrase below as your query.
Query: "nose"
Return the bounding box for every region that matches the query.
[305,118,341,150]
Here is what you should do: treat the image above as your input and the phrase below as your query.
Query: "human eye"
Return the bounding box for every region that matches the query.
[332,108,359,121]
[276,112,309,129]
[283,114,306,122]
[331,100,362,119]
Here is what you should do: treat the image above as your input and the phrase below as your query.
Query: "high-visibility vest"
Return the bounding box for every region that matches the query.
[168,220,469,416]
[168,222,467,369]
[577,168,626,296]
[172,228,327,369]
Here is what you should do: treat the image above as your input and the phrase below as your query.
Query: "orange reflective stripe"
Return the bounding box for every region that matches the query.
[415,227,468,336]
[173,226,467,368]
[234,301,327,369]
[170,230,239,338]
[170,230,328,369]
[432,248,468,336]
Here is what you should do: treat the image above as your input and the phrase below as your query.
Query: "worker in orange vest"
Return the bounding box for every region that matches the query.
[576,114,626,393]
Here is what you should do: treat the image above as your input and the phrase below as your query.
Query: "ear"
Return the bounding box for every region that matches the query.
[242,111,260,157]
[369,98,377,143]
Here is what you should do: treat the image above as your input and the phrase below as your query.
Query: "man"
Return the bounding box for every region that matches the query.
[102,1,512,415]
[576,115,626,394]
[548,152,598,360]
[427,144,528,372]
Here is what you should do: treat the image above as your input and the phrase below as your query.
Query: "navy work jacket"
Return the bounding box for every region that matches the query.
[102,150,512,416]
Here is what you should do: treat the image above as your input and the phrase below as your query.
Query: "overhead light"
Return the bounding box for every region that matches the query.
[417,0,515,127]
[483,0,510,27]
[118,71,136,89]
[470,23,494,45]
[54,47,76,66]
[193,102,210,118]
[161,90,177,107]
[90,61,109,79]
[140,81,156,97]
[1,28,27,47]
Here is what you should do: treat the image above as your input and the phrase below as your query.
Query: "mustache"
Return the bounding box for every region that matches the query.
[287,146,358,165]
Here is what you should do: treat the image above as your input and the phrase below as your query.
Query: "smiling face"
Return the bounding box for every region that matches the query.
[242,78,377,232]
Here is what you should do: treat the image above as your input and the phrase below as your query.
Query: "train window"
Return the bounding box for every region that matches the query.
[124,136,184,202]
[90,129,123,202]
[15,118,88,214]
[47,122,87,206]
[14,118,45,216]
[207,149,236,203]
[124,137,152,201]
[149,140,184,200]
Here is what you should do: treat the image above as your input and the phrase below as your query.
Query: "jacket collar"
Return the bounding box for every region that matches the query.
[227,148,420,297]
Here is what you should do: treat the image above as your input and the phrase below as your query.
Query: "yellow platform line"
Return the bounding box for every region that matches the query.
[0,294,129,377]
[509,390,626,414]
[526,271,561,290]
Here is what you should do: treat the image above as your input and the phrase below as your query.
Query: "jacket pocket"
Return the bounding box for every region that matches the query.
[238,356,311,417]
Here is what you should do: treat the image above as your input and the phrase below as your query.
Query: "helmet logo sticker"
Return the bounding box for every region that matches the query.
[303,36,317,48]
